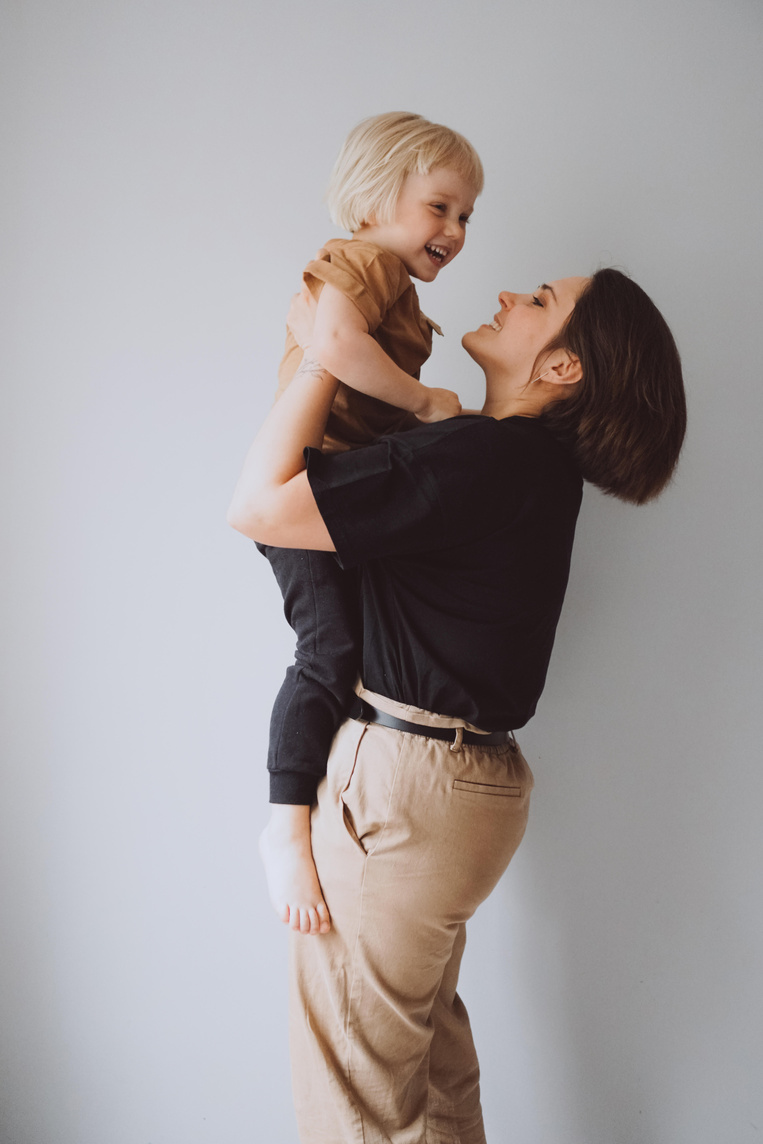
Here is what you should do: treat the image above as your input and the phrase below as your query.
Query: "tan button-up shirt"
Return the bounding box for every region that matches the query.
[277,239,441,453]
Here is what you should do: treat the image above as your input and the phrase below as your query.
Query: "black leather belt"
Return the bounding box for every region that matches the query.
[350,698,514,745]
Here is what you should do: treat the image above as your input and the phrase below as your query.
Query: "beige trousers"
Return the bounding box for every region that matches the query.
[289,687,534,1144]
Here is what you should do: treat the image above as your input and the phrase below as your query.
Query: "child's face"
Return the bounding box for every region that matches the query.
[357,168,478,282]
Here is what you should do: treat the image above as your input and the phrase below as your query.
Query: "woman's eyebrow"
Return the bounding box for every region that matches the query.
[538,283,557,302]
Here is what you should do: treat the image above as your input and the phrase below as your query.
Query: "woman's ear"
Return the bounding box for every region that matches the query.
[546,352,582,388]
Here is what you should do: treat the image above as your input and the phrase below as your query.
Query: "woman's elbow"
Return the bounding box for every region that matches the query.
[226,493,270,541]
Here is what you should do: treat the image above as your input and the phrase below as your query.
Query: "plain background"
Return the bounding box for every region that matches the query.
[2,1,762,1142]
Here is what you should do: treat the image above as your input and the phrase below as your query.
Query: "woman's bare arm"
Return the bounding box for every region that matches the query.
[226,355,337,549]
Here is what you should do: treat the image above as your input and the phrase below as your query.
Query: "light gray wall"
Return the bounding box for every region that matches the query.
[2,1,761,1141]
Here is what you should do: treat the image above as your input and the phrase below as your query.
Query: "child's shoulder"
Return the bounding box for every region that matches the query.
[316,238,409,279]
[305,239,415,314]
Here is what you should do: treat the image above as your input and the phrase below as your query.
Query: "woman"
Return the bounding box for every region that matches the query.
[228,269,686,1143]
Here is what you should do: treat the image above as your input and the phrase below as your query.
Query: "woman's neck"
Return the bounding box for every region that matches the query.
[479,363,565,419]
[480,391,544,420]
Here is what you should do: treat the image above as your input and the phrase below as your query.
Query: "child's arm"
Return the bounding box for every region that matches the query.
[310,283,461,423]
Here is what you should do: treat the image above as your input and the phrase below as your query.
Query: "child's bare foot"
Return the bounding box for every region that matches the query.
[259,805,331,936]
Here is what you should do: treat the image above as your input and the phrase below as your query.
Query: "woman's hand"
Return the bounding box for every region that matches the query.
[287,287,318,351]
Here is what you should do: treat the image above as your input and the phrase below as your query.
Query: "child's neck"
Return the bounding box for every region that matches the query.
[351,225,386,248]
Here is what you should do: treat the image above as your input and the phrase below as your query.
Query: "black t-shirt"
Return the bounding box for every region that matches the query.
[306,415,583,731]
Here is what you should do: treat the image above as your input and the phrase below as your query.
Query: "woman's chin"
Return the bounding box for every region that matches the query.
[461,330,480,358]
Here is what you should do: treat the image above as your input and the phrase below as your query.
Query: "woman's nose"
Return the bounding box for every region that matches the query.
[498,292,516,309]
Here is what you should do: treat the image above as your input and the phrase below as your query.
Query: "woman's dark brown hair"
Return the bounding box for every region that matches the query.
[539,268,687,504]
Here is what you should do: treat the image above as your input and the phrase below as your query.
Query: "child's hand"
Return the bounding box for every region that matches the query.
[287,287,318,351]
[416,386,463,423]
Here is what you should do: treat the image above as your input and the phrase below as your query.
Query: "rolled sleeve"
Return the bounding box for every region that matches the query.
[305,418,503,569]
[303,243,407,333]
[305,442,438,567]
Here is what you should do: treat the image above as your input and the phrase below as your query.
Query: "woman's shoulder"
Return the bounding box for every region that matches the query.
[397,413,562,449]
[397,414,582,493]
[498,415,582,477]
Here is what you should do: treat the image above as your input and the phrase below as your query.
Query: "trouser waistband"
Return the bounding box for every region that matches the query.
[350,697,515,747]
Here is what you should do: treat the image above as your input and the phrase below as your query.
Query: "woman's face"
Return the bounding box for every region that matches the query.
[462,277,589,384]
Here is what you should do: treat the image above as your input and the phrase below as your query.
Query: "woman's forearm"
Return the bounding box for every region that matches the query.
[226,359,338,548]
[242,356,338,487]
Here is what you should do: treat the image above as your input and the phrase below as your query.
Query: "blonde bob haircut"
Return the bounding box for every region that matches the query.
[326,111,484,233]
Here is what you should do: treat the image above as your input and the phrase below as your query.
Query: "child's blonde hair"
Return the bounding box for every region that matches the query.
[326,112,484,233]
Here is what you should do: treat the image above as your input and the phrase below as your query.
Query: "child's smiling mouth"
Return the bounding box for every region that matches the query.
[425,244,448,265]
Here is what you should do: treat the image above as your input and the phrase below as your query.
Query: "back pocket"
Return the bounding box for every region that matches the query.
[453,779,521,797]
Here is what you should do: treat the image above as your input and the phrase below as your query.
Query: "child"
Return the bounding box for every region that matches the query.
[257,112,483,935]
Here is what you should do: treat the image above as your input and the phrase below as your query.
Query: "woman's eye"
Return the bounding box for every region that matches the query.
[532,296,544,307]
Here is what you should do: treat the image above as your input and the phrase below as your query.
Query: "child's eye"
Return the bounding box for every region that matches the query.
[460,215,471,225]
[431,203,446,212]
